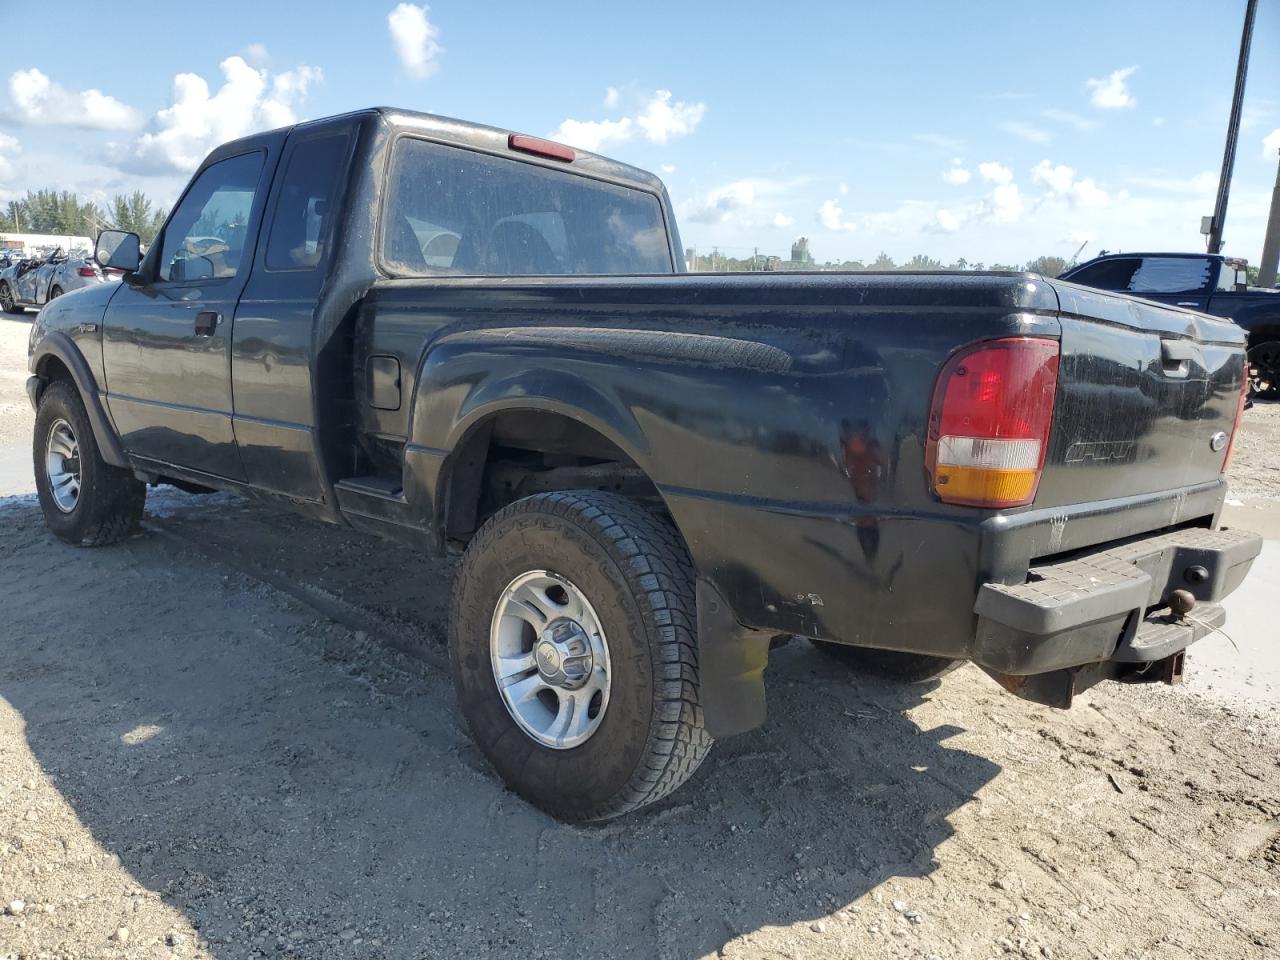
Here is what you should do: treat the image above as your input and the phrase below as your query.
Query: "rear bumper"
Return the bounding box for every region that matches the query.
[972,526,1261,701]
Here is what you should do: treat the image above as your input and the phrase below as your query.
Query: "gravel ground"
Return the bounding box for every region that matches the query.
[1,314,1279,960]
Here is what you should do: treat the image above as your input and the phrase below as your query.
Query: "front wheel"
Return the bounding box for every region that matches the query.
[34,381,146,546]
[1248,341,1280,400]
[449,491,712,822]
[0,283,22,314]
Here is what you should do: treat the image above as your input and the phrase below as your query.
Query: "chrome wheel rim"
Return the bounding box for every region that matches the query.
[45,418,81,513]
[489,570,611,750]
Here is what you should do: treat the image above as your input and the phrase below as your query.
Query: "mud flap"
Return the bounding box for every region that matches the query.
[695,578,772,738]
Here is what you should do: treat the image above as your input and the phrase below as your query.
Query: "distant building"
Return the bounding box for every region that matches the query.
[790,237,813,264]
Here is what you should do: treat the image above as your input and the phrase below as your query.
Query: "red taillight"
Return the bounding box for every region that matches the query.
[1222,357,1249,473]
[925,337,1060,508]
[508,133,575,162]
[77,266,96,277]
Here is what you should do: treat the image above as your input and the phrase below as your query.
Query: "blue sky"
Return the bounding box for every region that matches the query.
[1,0,1278,266]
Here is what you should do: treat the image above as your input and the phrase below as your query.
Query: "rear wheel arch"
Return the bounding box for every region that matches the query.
[439,405,662,544]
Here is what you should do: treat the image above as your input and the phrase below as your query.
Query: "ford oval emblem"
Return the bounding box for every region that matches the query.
[1209,431,1228,453]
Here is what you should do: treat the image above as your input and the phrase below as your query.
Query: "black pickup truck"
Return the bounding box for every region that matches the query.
[26,108,1261,821]
[1060,252,1280,398]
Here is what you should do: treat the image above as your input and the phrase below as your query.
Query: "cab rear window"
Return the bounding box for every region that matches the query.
[380,138,673,277]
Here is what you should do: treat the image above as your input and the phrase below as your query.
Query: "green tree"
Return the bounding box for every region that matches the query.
[110,191,167,245]
[870,251,896,270]
[906,253,943,270]
[1025,255,1069,277]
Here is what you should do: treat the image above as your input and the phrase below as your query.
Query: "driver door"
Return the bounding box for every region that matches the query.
[102,149,273,480]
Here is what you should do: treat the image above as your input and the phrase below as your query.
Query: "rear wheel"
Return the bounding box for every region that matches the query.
[1248,341,1280,400]
[449,491,711,822]
[0,282,22,314]
[34,381,145,546]
[47,285,63,301]
[810,640,960,683]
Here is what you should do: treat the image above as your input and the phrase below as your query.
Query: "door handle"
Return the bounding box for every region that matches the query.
[194,311,220,336]
[1176,301,1199,307]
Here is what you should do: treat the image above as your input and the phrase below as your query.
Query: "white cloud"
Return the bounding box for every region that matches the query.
[1031,160,1075,194]
[604,86,620,109]
[551,89,705,153]
[659,163,676,174]
[1041,108,1096,132]
[1087,66,1137,109]
[111,56,322,174]
[942,166,972,185]
[772,212,794,228]
[1264,128,1280,160]
[244,43,269,66]
[388,3,443,79]
[550,117,634,152]
[819,198,856,232]
[934,209,961,233]
[987,183,1024,223]
[8,68,142,130]
[978,161,1013,185]
[1001,121,1052,144]
[1031,159,1111,208]
[682,178,784,225]
[634,90,705,143]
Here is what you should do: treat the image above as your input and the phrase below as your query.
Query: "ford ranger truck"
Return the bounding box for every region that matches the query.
[26,108,1261,821]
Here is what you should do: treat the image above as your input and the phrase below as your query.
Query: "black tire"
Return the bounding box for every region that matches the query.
[810,639,960,683]
[48,285,63,301]
[1248,341,1280,401]
[449,490,711,822]
[33,380,145,546]
[0,282,22,314]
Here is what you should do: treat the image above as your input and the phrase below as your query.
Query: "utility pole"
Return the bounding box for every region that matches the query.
[1260,150,1280,287]
[1204,0,1257,254]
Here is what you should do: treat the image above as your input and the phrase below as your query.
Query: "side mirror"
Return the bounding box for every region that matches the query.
[95,230,142,273]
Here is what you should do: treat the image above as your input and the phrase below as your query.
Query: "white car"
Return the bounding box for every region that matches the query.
[0,250,121,313]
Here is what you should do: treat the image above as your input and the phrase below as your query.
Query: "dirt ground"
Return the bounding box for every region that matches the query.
[1,312,1279,960]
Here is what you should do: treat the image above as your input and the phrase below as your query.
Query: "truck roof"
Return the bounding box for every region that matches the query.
[217,106,668,196]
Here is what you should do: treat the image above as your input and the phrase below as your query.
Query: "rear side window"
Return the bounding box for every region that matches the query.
[1067,256,1212,295]
[1065,258,1140,291]
[266,132,351,271]
[1127,257,1212,294]
[381,138,672,277]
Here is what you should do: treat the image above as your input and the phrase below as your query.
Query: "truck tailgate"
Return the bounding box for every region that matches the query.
[1035,282,1246,507]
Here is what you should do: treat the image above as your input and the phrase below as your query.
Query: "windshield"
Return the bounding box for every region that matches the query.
[381,138,673,277]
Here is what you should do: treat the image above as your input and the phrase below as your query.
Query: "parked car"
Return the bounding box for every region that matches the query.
[0,249,120,313]
[26,108,1261,821]
[1059,252,1280,398]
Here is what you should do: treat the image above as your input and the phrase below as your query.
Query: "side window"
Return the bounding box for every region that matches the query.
[265,133,351,271]
[1067,258,1140,291]
[1126,257,1212,294]
[158,152,264,282]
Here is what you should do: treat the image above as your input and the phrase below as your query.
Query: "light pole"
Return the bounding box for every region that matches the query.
[1204,0,1258,255]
